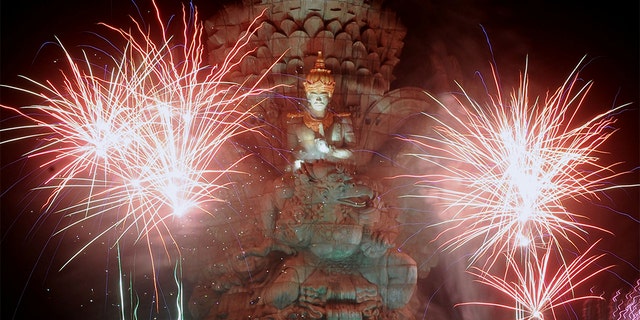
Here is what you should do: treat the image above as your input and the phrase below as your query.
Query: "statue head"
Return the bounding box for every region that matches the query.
[304,52,335,115]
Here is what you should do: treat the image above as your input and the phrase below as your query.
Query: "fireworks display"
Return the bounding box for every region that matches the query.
[396,57,638,318]
[401,61,629,266]
[461,240,613,320]
[2,1,276,261]
[0,1,637,320]
[1,1,281,318]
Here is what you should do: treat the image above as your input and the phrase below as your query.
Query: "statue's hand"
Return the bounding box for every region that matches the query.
[315,138,330,153]
[239,240,295,258]
[361,232,394,258]
[372,230,394,248]
[270,243,296,255]
[331,148,353,159]
[239,245,270,258]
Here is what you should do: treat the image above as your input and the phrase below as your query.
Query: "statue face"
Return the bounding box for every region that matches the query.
[306,91,330,113]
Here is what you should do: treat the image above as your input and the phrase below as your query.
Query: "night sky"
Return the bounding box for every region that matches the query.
[1,1,638,319]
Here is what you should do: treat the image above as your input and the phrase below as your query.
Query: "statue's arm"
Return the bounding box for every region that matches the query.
[341,115,356,148]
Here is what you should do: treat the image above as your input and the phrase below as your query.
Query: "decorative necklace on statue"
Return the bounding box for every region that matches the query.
[303,111,333,135]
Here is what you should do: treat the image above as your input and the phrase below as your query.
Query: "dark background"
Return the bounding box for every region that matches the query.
[1,1,638,319]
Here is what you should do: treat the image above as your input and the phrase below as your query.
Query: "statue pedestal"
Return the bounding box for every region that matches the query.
[190,162,417,319]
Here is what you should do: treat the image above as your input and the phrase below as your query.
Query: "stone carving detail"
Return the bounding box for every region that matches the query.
[258,162,417,319]
[185,1,440,319]
[205,0,407,117]
[188,159,418,319]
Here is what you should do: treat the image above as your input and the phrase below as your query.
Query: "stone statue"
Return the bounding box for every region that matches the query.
[287,52,355,168]
[253,162,418,319]
[186,2,441,319]
[188,53,418,320]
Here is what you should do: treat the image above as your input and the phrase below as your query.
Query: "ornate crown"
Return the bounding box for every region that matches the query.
[303,51,335,97]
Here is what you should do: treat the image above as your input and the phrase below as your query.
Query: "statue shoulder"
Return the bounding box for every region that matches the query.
[334,112,352,124]
[286,112,304,124]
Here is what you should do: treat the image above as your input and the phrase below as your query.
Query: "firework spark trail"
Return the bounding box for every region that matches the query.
[1,44,136,213]
[458,240,613,320]
[611,278,640,320]
[0,1,280,275]
[399,59,630,267]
